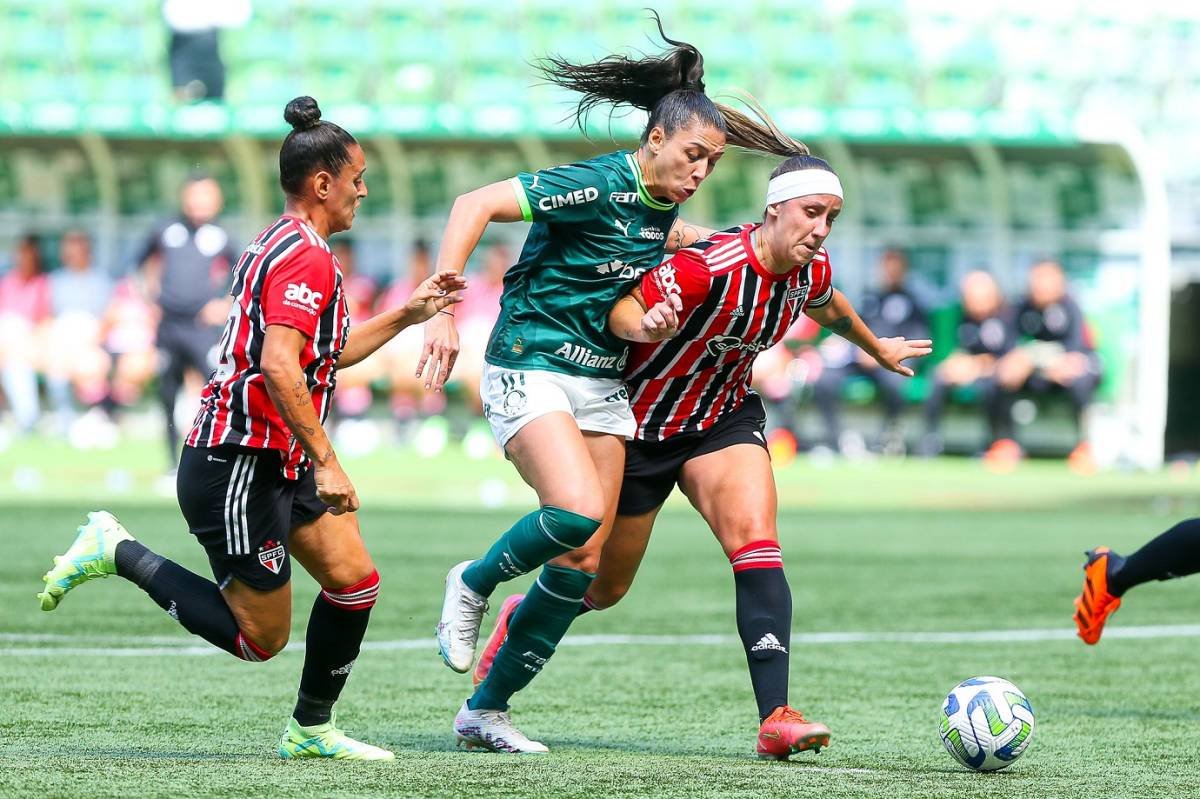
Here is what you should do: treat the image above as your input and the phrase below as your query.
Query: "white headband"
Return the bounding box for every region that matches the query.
[765,169,843,208]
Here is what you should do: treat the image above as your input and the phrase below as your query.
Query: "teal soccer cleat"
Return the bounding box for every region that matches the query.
[37,511,132,611]
[278,717,396,761]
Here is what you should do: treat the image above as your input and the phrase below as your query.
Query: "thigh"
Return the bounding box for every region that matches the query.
[679,444,779,556]
[291,511,375,589]
[221,578,292,649]
[176,444,294,591]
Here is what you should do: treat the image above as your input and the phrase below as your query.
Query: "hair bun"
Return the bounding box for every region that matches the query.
[283,96,322,131]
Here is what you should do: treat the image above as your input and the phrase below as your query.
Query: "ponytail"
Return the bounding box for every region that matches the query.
[537,12,808,157]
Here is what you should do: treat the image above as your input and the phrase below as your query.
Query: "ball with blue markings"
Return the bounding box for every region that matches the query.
[939,676,1035,771]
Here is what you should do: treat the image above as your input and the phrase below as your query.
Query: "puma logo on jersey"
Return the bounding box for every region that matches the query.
[529,174,543,191]
[614,219,632,236]
[284,282,323,312]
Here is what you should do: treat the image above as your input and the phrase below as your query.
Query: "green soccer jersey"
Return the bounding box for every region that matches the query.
[485,150,679,379]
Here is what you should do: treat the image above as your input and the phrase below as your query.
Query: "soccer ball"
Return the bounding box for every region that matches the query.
[939,676,1035,771]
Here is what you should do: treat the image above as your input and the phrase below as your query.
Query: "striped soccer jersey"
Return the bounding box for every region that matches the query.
[187,215,349,478]
[626,223,833,441]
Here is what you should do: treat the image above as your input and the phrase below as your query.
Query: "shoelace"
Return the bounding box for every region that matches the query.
[456,595,488,643]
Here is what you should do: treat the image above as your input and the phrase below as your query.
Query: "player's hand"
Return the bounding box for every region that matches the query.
[416,301,461,393]
[315,455,360,515]
[198,298,231,327]
[403,270,467,326]
[873,337,933,377]
[639,293,683,342]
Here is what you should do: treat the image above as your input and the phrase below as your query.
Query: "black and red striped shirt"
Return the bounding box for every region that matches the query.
[626,223,833,441]
[187,215,350,478]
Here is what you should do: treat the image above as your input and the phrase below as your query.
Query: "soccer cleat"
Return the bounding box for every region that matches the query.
[473,594,524,687]
[453,701,548,754]
[756,705,832,760]
[37,511,132,611]
[278,716,395,761]
[1074,547,1123,645]
[437,560,489,672]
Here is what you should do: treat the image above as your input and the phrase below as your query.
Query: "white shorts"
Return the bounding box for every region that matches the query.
[480,363,635,448]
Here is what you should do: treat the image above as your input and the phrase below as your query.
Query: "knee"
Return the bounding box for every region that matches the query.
[320,568,381,612]
[585,580,630,610]
[317,556,377,593]
[540,505,603,550]
[722,522,777,556]
[237,626,289,660]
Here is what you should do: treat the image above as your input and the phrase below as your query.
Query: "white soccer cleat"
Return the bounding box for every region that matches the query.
[437,560,488,672]
[453,701,548,754]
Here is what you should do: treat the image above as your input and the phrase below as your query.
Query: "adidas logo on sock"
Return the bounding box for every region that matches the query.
[167,600,179,621]
[751,633,787,654]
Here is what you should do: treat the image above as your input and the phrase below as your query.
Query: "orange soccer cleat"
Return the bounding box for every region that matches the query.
[1073,547,1122,645]
[756,705,831,760]
[473,594,524,686]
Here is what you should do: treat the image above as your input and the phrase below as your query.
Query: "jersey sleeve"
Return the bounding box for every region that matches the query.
[807,249,835,309]
[261,244,335,338]
[639,248,712,317]
[509,160,612,225]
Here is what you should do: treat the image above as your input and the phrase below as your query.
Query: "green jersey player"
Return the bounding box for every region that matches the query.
[428,16,809,753]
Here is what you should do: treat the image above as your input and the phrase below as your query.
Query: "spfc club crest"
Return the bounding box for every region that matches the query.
[786,283,810,310]
[258,540,286,574]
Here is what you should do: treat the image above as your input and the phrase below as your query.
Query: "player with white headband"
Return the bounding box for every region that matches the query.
[474,152,932,759]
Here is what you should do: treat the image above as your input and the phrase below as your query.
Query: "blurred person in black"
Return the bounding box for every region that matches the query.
[812,248,928,454]
[919,270,1016,457]
[138,173,239,469]
[991,259,1101,470]
[162,0,251,101]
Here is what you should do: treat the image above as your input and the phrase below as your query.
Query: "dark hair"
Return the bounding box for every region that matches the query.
[769,154,836,180]
[537,12,806,157]
[279,96,357,196]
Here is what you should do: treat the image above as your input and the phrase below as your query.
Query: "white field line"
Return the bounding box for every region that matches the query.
[3,624,1200,657]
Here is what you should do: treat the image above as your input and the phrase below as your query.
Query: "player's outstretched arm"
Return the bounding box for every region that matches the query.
[419,180,524,392]
[609,286,682,343]
[261,324,358,514]
[339,271,467,369]
[807,289,932,377]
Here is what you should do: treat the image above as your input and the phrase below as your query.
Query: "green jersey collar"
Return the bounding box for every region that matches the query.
[625,152,675,212]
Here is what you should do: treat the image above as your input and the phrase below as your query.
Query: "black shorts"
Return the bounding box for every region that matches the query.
[176,444,326,591]
[618,395,769,516]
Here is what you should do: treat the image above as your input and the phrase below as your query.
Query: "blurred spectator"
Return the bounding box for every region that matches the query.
[330,239,382,443]
[43,231,114,436]
[376,240,446,446]
[812,248,929,455]
[453,243,509,457]
[0,235,51,433]
[991,259,1101,470]
[101,268,160,415]
[163,0,251,101]
[919,270,1016,457]
[139,173,238,468]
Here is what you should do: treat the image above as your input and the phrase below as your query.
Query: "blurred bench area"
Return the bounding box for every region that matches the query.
[1,0,1197,470]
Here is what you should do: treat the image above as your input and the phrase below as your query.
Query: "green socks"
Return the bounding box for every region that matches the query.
[469,564,595,710]
[462,506,600,597]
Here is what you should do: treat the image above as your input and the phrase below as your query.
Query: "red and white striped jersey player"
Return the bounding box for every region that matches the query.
[473,153,932,761]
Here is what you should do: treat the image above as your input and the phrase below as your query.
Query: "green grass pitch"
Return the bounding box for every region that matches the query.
[3,439,1200,798]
